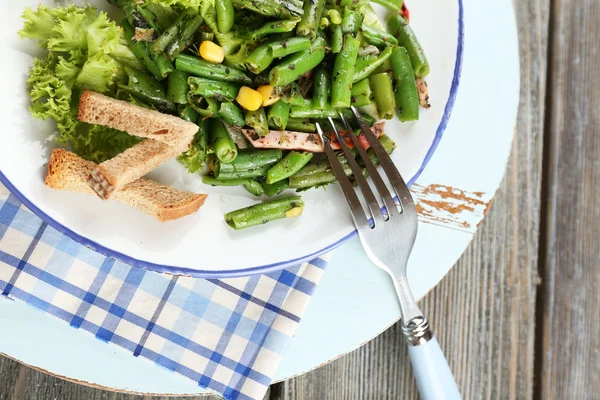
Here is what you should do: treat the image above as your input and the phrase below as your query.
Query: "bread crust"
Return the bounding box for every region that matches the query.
[46,149,207,222]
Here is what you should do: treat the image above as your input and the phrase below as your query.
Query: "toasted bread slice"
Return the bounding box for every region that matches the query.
[46,149,207,222]
[78,90,198,146]
[87,139,187,200]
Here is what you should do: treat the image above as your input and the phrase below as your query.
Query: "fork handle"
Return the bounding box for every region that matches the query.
[404,317,462,400]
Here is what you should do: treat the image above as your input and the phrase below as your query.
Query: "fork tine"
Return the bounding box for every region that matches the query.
[327,117,386,224]
[350,106,416,214]
[316,123,371,230]
[338,113,400,218]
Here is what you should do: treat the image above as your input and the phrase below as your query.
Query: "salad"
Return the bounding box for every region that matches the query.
[20,0,430,228]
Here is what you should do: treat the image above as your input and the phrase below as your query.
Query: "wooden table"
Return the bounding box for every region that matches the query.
[2,0,599,398]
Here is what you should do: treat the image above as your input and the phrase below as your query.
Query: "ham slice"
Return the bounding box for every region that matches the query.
[241,122,385,153]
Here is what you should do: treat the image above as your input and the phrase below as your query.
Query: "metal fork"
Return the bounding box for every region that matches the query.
[316,107,461,400]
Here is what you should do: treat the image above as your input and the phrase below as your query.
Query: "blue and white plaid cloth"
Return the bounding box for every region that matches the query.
[0,186,329,400]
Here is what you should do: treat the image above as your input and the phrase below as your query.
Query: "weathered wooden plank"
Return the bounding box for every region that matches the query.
[538,0,600,398]
[271,0,549,398]
[0,356,21,400]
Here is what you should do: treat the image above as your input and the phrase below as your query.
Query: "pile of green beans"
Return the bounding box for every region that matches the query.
[110,0,431,228]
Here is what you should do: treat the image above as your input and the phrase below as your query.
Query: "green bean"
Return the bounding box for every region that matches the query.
[312,67,330,109]
[243,180,265,196]
[353,45,393,82]
[390,47,419,121]
[188,77,240,102]
[277,83,311,106]
[122,21,162,80]
[245,108,270,136]
[340,108,376,127]
[153,9,195,53]
[176,54,252,84]
[144,3,178,31]
[269,37,312,58]
[216,0,234,33]
[178,104,198,122]
[267,100,291,130]
[297,0,326,39]
[167,70,190,104]
[331,25,343,53]
[215,166,270,180]
[361,23,398,48]
[136,6,162,32]
[373,58,392,74]
[262,179,290,197]
[121,67,176,113]
[370,72,396,120]
[211,119,238,163]
[341,8,363,35]
[320,17,330,29]
[240,19,300,39]
[224,196,305,230]
[151,50,175,78]
[328,9,342,25]
[269,37,326,87]
[290,104,337,118]
[359,134,396,173]
[373,0,403,11]
[283,118,316,132]
[188,93,219,117]
[231,0,304,19]
[203,176,251,186]
[332,35,360,108]
[387,14,430,77]
[350,78,373,107]
[267,151,314,184]
[246,42,276,74]
[165,14,203,60]
[218,101,245,127]
[217,150,283,172]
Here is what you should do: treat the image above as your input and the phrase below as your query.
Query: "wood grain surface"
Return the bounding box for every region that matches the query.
[4,0,600,399]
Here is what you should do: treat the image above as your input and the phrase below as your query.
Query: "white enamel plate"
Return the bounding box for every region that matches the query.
[0,0,461,276]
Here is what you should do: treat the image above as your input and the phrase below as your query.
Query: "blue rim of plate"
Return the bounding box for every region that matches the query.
[0,1,465,278]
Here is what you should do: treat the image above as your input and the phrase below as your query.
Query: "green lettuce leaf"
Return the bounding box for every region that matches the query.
[177,144,205,173]
[75,51,124,93]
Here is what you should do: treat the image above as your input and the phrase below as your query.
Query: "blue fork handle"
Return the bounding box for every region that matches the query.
[408,335,462,400]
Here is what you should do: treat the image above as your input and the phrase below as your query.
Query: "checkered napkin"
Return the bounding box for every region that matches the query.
[0,187,329,400]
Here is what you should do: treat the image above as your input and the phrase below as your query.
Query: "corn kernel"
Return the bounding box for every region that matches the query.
[199,41,225,64]
[256,85,280,107]
[285,206,304,218]
[236,86,263,111]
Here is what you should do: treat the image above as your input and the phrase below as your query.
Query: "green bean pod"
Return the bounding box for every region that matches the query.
[267,100,291,130]
[331,25,344,53]
[178,104,199,122]
[224,196,305,230]
[361,23,399,48]
[167,70,190,104]
[243,180,266,196]
[390,47,419,121]
[296,0,326,39]
[328,9,342,25]
[277,83,311,106]
[267,151,314,184]
[165,14,203,60]
[351,78,373,107]
[332,35,360,108]
[269,37,312,58]
[387,14,430,77]
[246,42,276,74]
[215,166,271,180]
[122,67,176,113]
[369,72,396,120]
[283,118,316,132]
[312,67,330,109]
[216,0,234,33]
[188,77,240,102]
[290,104,337,118]
[176,54,252,84]
[341,8,363,35]
[245,108,270,136]
[245,19,300,39]
[136,6,162,32]
[203,176,251,186]
[217,150,283,172]
[269,37,326,87]
[353,45,393,82]
[218,101,245,127]
[261,179,290,197]
[188,93,219,117]
[153,9,195,53]
[211,119,238,163]
[121,21,162,80]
